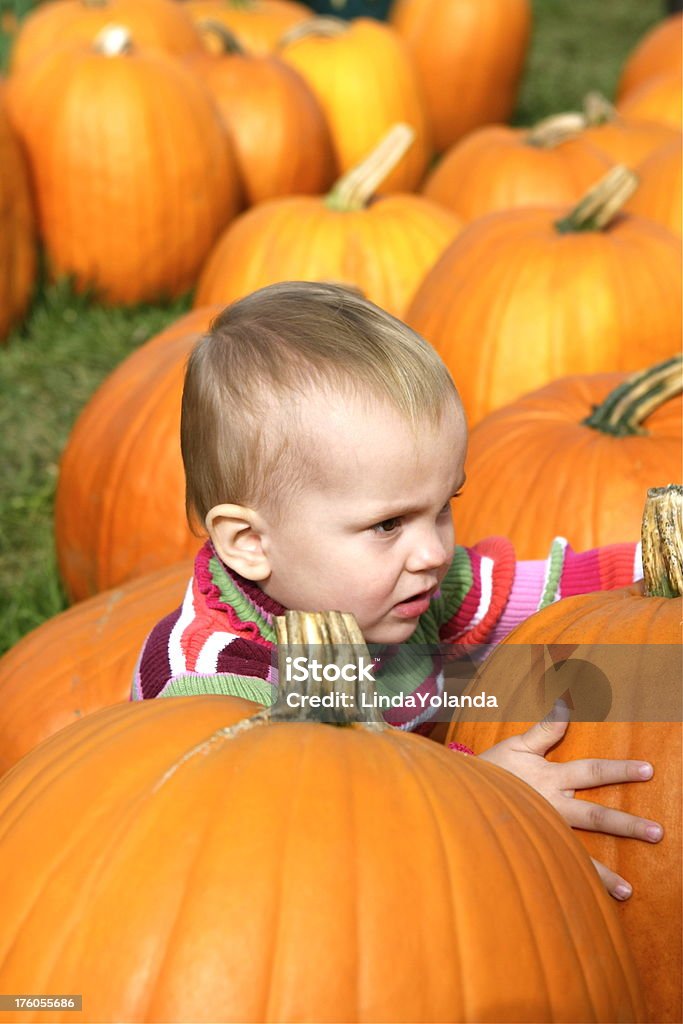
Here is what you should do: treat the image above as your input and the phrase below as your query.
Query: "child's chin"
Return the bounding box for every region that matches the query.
[365,620,419,645]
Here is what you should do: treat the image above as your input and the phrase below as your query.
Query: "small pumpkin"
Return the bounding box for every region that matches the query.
[389,0,531,153]
[0,611,644,1022]
[617,12,683,101]
[447,485,683,1024]
[421,112,612,224]
[183,0,313,55]
[0,561,193,776]
[9,0,205,72]
[625,138,682,238]
[277,15,432,191]
[617,70,683,133]
[55,307,219,603]
[0,87,35,342]
[407,166,683,425]
[6,26,242,305]
[195,124,461,316]
[452,356,683,557]
[185,21,336,204]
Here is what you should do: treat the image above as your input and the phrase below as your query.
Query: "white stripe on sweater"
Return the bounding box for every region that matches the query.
[168,578,197,676]
[469,555,494,628]
[196,631,238,673]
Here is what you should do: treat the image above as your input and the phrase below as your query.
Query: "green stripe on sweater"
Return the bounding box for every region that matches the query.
[160,673,276,705]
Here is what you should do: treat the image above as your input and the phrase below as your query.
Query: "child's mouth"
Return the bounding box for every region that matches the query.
[392,588,435,619]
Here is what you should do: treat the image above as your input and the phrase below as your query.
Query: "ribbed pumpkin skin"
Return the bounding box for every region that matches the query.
[422,124,612,223]
[0,91,35,342]
[579,117,680,166]
[186,50,336,205]
[0,561,193,776]
[9,0,204,72]
[6,45,241,305]
[55,307,218,603]
[0,697,644,1022]
[447,598,682,1023]
[452,372,682,557]
[625,139,682,238]
[195,194,461,316]
[278,18,432,192]
[617,12,683,101]
[389,0,531,152]
[407,207,683,425]
[617,71,683,132]
[184,0,313,55]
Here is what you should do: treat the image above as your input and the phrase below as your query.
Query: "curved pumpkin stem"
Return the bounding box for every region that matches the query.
[94,24,133,56]
[555,164,638,233]
[642,485,683,598]
[277,16,348,49]
[583,90,619,125]
[583,355,683,437]
[325,124,415,212]
[526,112,587,148]
[197,19,245,54]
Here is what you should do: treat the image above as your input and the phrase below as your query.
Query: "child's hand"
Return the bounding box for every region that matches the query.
[478,700,664,901]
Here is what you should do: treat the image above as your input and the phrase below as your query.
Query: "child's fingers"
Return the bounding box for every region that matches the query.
[518,703,570,755]
[590,857,633,901]
[562,798,664,842]
[560,757,655,790]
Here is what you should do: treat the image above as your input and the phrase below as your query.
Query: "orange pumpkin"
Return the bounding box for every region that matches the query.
[195,125,461,316]
[185,22,336,204]
[6,26,242,305]
[580,91,680,165]
[625,138,682,238]
[407,166,683,425]
[389,0,531,153]
[0,561,193,776]
[421,113,612,223]
[55,307,219,603]
[447,486,682,1023]
[9,0,204,72]
[277,16,432,192]
[0,614,644,1022]
[453,357,683,557]
[0,87,35,342]
[617,12,683,101]
[617,70,683,133]
[183,0,313,55]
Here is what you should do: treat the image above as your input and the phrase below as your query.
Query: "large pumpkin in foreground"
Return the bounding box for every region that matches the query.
[55,307,218,602]
[0,560,193,776]
[408,166,682,424]
[452,357,683,557]
[0,613,644,1022]
[448,487,683,1023]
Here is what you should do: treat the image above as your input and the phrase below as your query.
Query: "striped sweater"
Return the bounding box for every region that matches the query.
[132,537,641,730]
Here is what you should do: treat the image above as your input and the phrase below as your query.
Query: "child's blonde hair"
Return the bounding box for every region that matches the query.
[181,281,460,532]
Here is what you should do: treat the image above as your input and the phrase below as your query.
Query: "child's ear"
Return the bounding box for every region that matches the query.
[205,504,270,581]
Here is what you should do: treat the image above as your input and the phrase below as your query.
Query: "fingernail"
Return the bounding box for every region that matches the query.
[646,824,663,841]
[615,884,632,900]
[638,763,653,779]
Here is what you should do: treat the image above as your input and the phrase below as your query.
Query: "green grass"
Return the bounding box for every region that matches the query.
[0,0,665,656]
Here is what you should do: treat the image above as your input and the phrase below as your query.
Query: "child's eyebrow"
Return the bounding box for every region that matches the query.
[357,472,467,524]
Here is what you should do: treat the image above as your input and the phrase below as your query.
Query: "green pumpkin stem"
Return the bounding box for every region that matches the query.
[583,355,683,437]
[526,112,587,148]
[642,485,683,598]
[325,124,415,212]
[197,19,244,54]
[554,164,638,234]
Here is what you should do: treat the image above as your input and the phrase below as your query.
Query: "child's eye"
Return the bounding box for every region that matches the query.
[372,517,401,534]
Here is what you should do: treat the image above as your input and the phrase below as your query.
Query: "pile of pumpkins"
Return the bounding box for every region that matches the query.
[0,2,681,1021]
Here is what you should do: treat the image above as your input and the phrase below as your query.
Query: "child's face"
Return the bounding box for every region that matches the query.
[259,390,467,643]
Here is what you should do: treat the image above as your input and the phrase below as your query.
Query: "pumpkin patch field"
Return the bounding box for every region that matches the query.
[0,1,681,1021]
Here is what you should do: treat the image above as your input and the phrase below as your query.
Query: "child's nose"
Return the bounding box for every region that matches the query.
[406,528,450,573]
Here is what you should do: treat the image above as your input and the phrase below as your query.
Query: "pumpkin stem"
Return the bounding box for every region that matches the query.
[583,90,618,125]
[526,112,587,148]
[197,19,244,54]
[583,355,683,437]
[554,164,638,233]
[277,16,348,49]
[642,485,683,598]
[325,124,415,212]
[94,24,133,56]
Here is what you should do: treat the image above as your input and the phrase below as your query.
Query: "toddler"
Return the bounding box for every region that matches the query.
[133,281,662,899]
